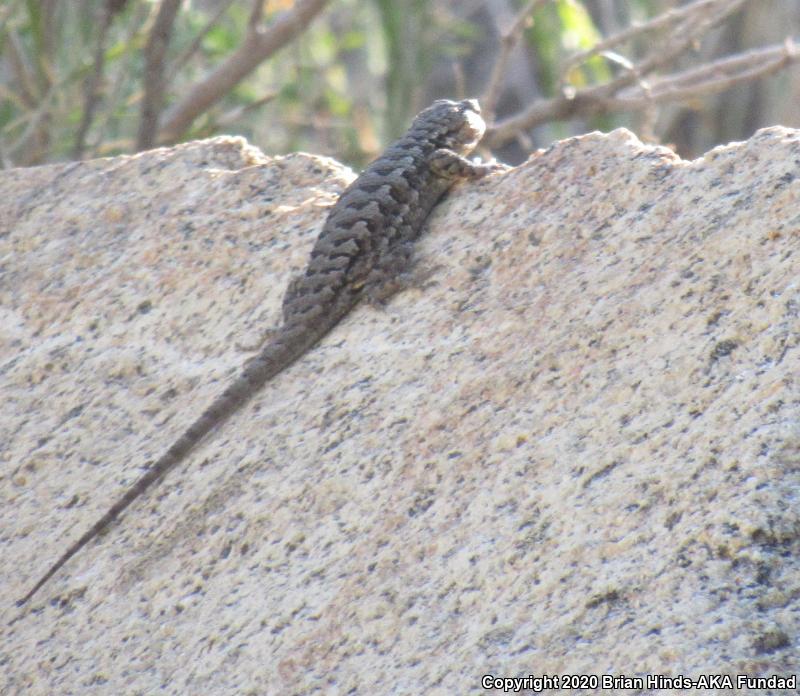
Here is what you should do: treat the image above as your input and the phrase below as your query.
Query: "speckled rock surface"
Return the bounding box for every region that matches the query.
[1,130,798,695]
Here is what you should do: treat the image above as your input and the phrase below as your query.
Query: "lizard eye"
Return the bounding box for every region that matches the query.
[461,98,481,114]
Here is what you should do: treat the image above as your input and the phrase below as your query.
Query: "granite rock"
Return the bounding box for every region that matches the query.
[1,129,798,694]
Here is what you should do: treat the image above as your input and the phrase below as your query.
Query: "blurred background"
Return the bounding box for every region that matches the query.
[1,0,799,168]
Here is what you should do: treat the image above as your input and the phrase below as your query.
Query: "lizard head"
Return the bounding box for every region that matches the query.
[413,98,486,155]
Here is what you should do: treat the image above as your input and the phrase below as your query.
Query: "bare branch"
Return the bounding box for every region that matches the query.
[172,0,237,76]
[73,0,128,158]
[4,81,58,165]
[485,37,799,148]
[7,0,59,165]
[249,0,265,30]
[5,30,38,108]
[560,0,720,84]
[215,91,277,130]
[482,0,550,122]
[137,0,183,151]
[0,0,22,31]
[89,1,150,153]
[39,0,58,60]
[578,0,750,105]
[484,0,752,148]
[0,83,30,111]
[452,61,466,100]
[615,39,799,109]
[158,0,332,144]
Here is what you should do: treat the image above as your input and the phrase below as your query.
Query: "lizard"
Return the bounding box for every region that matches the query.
[17,98,506,607]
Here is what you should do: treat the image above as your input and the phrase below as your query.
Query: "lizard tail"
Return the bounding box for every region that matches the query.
[17,321,326,606]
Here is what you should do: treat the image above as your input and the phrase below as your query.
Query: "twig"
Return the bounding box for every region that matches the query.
[4,80,58,164]
[485,37,799,148]
[0,0,23,31]
[616,39,799,108]
[248,0,265,29]
[73,0,128,159]
[137,0,183,150]
[485,0,750,146]
[5,30,38,108]
[158,0,332,144]
[172,0,237,76]
[560,0,719,85]
[452,61,466,100]
[215,91,277,129]
[481,0,550,122]
[582,0,749,105]
[12,0,57,165]
[0,83,30,111]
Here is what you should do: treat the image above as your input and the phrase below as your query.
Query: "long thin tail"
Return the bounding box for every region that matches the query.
[17,321,326,606]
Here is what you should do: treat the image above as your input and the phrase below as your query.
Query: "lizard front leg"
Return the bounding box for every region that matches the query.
[429,148,510,180]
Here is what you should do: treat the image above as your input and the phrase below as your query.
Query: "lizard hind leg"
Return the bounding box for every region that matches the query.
[362,241,440,306]
[280,273,305,323]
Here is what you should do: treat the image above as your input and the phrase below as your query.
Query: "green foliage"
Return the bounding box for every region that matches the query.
[372,0,434,138]
[0,0,761,168]
[526,0,618,135]
[1,0,474,167]
[529,0,609,95]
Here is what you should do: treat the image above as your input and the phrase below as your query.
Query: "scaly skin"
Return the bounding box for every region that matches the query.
[17,98,505,607]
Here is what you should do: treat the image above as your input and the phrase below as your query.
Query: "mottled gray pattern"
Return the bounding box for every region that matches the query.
[18,98,505,607]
